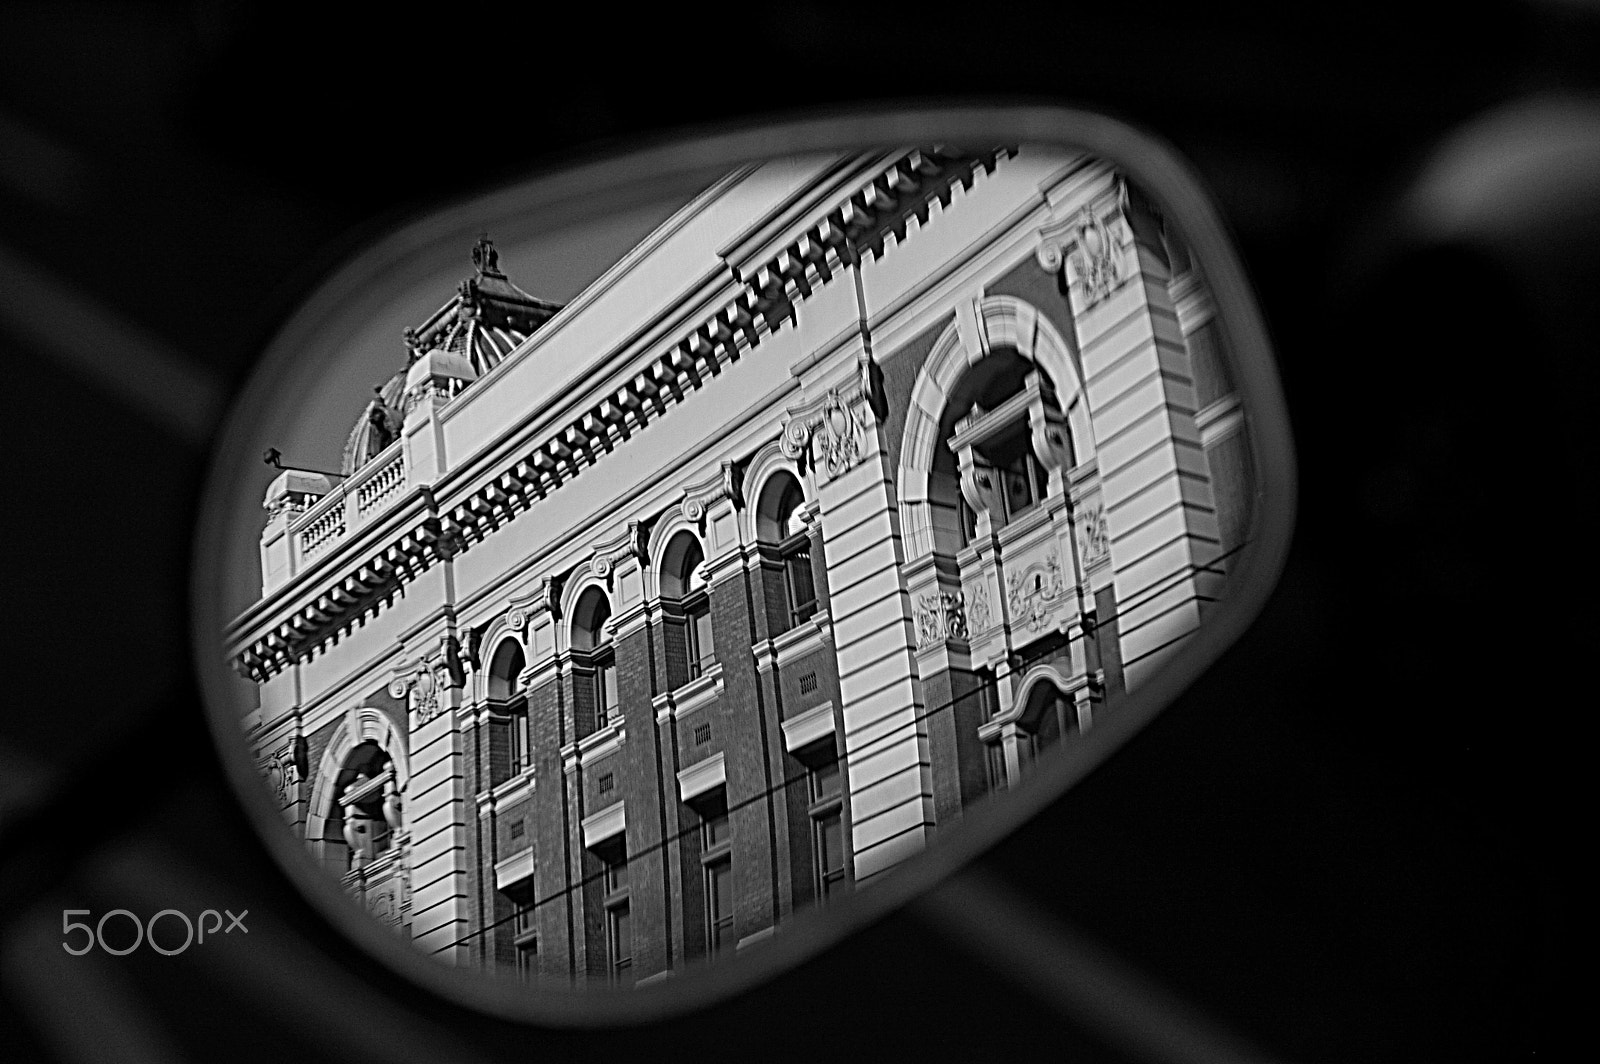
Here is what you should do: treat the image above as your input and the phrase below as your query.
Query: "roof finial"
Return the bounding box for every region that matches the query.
[471,233,499,276]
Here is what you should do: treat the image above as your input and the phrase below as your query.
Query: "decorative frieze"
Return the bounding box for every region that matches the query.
[1006,552,1069,632]
[914,592,969,649]
[968,582,993,634]
[1077,502,1111,568]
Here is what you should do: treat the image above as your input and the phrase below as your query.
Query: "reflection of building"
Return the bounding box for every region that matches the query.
[227,146,1253,983]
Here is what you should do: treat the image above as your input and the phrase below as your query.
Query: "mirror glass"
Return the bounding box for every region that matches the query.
[194,123,1285,1010]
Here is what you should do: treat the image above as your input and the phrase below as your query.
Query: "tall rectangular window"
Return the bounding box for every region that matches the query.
[594,652,618,729]
[783,538,817,627]
[516,939,537,982]
[509,706,530,777]
[602,850,631,985]
[697,793,733,958]
[607,903,632,984]
[506,885,537,983]
[687,599,716,679]
[807,753,846,902]
[985,742,1008,792]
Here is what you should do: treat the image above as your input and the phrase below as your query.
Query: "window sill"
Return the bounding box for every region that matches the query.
[753,611,832,674]
[487,769,534,808]
[653,662,724,724]
[560,721,626,774]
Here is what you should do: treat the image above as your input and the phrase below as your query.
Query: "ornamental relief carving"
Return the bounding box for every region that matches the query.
[1078,503,1111,567]
[681,460,745,522]
[259,742,302,803]
[391,660,451,728]
[1036,207,1126,309]
[1006,552,1069,632]
[914,591,968,649]
[967,582,993,634]
[590,521,646,580]
[780,387,868,481]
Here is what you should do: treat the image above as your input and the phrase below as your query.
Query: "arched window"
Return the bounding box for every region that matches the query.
[330,739,400,870]
[945,354,1070,538]
[571,587,618,732]
[487,638,529,783]
[756,472,817,632]
[661,532,715,685]
[1018,679,1080,762]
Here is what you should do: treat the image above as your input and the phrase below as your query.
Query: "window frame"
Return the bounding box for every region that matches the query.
[601,850,631,985]
[780,529,818,629]
[806,753,846,903]
[699,799,734,958]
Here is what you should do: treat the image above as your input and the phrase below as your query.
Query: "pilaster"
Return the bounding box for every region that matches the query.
[781,360,936,883]
[391,633,472,963]
[1039,173,1222,689]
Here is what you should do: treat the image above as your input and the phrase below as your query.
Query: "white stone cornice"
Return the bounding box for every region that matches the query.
[230,147,1018,685]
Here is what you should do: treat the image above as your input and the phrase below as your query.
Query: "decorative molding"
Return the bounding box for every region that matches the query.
[653,663,725,724]
[506,574,562,631]
[494,847,537,890]
[968,582,993,634]
[753,612,832,674]
[914,591,969,649]
[676,751,727,803]
[779,386,869,481]
[259,741,302,803]
[1077,503,1111,568]
[1006,552,1069,632]
[389,658,452,728]
[563,722,626,774]
[1036,205,1126,309]
[681,460,744,522]
[231,149,1016,682]
[780,701,837,753]
[590,520,646,580]
[580,800,626,848]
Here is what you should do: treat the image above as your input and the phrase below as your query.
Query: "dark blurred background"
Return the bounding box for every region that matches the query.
[1,3,1589,1061]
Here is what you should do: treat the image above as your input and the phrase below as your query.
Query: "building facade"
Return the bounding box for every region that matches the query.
[227,145,1253,985]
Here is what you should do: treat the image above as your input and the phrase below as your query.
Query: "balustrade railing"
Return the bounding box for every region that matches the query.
[291,441,406,567]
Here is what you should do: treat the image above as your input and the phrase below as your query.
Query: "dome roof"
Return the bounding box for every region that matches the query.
[404,235,562,377]
[341,236,562,476]
[341,368,407,476]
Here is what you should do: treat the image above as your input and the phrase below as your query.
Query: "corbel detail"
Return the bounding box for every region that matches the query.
[590,520,646,580]
[681,460,745,523]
